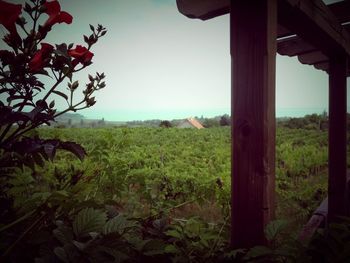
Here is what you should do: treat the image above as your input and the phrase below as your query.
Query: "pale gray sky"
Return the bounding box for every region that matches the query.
[1,0,349,120]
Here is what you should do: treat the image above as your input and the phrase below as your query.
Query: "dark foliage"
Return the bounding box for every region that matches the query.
[0,0,107,261]
[159,120,172,128]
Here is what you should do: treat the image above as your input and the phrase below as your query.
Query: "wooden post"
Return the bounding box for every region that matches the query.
[328,53,347,222]
[230,0,277,248]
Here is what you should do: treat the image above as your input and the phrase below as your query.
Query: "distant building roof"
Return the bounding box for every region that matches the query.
[177,117,204,129]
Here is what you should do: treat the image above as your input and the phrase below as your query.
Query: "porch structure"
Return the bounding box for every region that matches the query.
[176,0,350,248]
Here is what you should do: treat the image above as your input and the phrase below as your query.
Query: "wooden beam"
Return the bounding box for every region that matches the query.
[231,0,276,248]
[298,50,328,64]
[176,0,229,21]
[313,61,329,73]
[176,0,288,38]
[277,25,294,39]
[344,23,350,33]
[277,36,316,56]
[176,0,293,38]
[299,197,328,243]
[328,53,348,222]
[278,0,350,57]
[328,1,350,24]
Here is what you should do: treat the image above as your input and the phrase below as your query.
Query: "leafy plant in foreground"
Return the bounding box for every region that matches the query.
[0,0,107,172]
[0,0,107,261]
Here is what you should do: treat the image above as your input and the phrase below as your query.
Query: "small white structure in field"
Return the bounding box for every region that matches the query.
[177,117,204,129]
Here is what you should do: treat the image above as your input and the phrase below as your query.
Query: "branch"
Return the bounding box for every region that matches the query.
[0,125,13,145]
[0,210,35,233]
[53,100,86,119]
[32,1,39,34]
[0,213,46,259]
[2,96,87,146]
[2,74,88,146]
[42,74,66,101]
[51,68,58,81]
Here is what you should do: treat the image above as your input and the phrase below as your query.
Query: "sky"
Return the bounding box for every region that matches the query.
[1,0,349,121]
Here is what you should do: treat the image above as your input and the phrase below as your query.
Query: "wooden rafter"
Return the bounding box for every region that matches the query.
[277,25,294,39]
[176,0,350,26]
[298,50,328,65]
[278,0,350,57]
[328,1,350,24]
[176,0,350,76]
[176,0,349,248]
[277,36,316,56]
[176,0,229,20]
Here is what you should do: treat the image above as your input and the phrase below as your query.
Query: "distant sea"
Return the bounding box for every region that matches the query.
[82,107,349,122]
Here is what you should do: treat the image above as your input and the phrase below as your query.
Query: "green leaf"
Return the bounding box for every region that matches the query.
[50,190,70,201]
[73,208,106,237]
[53,225,73,245]
[88,74,94,81]
[72,240,87,251]
[164,244,179,254]
[102,214,137,235]
[84,35,89,45]
[224,248,246,259]
[54,247,69,263]
[49,100,55,108]
[244,246,273,260]
[265,219,288,241]
[165,229,182,239]
[37,69,50,76]
[52,90,68,101]
[54,48,69,59]
[71,80,79,90]
[33,153,45,167]
[62,243,79,261]
[141,239,167,256]
[97,247,130,263]
[60,141,86,160]
[24,3,32,12]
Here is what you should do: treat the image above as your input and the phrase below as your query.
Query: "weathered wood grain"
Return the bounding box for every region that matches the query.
[230,0,276,248]
[299,198,328,243]
[277,36,316,56]
[328,54,348,222]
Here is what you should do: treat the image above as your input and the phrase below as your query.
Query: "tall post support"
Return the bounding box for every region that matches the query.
[328,53,347,222]
[230,0,277,248]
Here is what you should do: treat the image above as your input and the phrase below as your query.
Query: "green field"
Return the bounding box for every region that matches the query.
[34,126,329,222]
[3,126,340,262]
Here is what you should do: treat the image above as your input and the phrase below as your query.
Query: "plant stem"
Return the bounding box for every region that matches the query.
[145,199,197,220]
[70,89,73,106]
[32,1,39,33]
[0,213,45,259]
[0,125,13,145]
[53,101,85,119]
[1,98,86,147]
[1,71,67,145]
[42,76,65,102]
[0,210,35,233]
[208,219,227,256]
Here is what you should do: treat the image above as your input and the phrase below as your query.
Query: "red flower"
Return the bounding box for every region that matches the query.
[29,43,54,72]
[0,0,22,41]
[40,0,72,36]
[68,45,93,67]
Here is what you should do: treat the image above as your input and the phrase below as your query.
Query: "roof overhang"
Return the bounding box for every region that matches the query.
[176,0,350,76]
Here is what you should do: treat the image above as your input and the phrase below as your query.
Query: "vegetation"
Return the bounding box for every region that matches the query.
[2,124,342,262]
[278,112,328,130]
[1,0,350,262]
